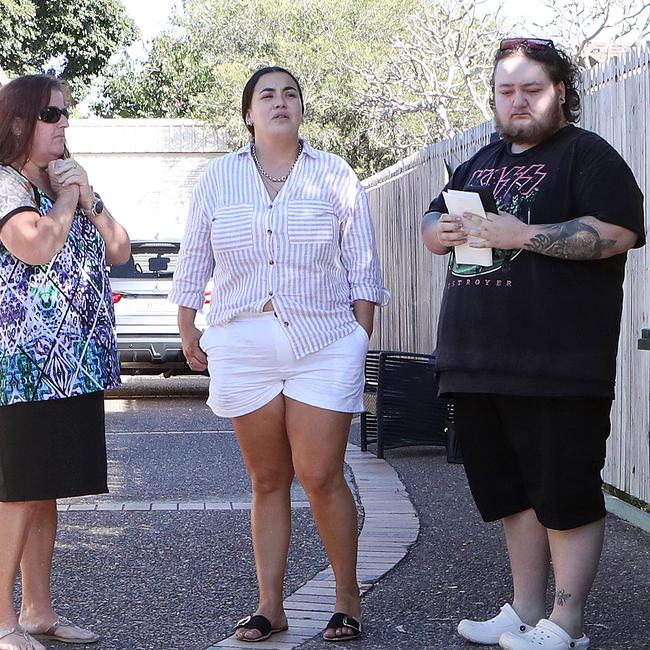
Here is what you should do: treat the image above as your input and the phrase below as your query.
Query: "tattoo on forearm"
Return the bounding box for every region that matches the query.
[524,219,617,260]
[421,211,442,233]
[556,589,572,606]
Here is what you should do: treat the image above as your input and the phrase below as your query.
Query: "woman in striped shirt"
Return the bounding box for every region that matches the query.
[170,66,388,643]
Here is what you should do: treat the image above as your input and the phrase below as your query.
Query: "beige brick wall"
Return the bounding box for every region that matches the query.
[67,119,231,239]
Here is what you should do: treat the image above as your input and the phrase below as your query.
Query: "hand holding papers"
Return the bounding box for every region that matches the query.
[442,189,494,267]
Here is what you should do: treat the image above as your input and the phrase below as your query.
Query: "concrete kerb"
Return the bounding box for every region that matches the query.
[604,493,650,534]
[206,443,419,649]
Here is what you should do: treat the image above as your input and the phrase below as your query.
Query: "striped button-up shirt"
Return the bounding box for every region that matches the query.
[169,140,389,359]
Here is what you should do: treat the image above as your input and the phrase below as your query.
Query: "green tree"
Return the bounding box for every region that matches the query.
[350,0,504,152]
[0,0,138,95]
[95,0,419,176]
[525,0,650,67]
[0,0,37,73]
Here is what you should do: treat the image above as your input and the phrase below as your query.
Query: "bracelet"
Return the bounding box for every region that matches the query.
[81,194,104,218]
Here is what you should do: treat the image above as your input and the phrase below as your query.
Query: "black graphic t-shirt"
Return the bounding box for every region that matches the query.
[428,125,645,398]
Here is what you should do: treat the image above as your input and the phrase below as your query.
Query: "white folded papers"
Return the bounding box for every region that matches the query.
[442,189,493,267]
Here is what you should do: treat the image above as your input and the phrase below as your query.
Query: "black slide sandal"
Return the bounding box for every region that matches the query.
[232,614,288,642]
[322,612,362,642]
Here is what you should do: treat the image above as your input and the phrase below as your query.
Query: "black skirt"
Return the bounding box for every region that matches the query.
[0,391,108,502]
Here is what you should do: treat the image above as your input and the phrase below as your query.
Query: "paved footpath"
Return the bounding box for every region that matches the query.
[49,391,649,650]
[208,444,418,650]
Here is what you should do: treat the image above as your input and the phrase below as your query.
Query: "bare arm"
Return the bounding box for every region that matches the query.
[0,185,79,265]
[89,205,131,265]
[353,299,375,338]
[465,211,639,260]
[522,217,637,259]
[50,159,130,265]
[421,210,467,255]
[178,305,208,372]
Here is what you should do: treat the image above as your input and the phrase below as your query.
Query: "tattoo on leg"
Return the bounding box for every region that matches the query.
[524,219,616,260]
[556,589,572,606]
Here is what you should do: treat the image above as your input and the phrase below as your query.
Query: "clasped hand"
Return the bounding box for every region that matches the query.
[437,210,529,250]
[47,159,94,209]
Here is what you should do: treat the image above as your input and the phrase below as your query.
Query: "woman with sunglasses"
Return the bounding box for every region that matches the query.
[0,74,130,650]
[171,66,388,643]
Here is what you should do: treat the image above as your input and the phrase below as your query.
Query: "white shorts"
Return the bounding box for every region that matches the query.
[199,312,369,418]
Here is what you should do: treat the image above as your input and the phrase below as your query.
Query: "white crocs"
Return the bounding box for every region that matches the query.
[457,603,533,645]
[499,618,590,650]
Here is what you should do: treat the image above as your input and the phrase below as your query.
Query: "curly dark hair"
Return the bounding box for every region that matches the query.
[490,41,581,123]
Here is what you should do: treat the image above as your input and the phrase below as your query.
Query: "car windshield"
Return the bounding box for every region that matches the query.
[109,242,180,279]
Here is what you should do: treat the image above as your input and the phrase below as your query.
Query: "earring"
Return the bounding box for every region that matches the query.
[560,97,565,104]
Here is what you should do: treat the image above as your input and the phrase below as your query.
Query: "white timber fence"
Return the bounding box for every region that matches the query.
[362,45,650,504]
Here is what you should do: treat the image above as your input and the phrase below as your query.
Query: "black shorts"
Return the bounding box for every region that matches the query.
[0,391,108,502]
[453,394,611,531]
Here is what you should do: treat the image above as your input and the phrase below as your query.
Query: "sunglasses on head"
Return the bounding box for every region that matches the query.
[499,38,555,52]
[38,106,70,124]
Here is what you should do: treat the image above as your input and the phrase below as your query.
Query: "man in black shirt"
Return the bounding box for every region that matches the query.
[422,38,645,650]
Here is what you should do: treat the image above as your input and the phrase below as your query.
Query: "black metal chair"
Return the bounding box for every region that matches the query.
[360,350,456,460]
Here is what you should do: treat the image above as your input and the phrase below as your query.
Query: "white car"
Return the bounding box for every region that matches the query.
[109,240,210,376]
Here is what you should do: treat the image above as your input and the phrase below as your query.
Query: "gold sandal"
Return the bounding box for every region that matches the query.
[0,626,41,650]
[22,617,99,645]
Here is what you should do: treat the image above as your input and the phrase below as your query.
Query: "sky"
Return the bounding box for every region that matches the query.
[123,0,183,42]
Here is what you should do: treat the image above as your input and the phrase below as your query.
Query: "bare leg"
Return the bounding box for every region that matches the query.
[503,509,550,626]
[17,500,101,643]
[0,500,45,650]
[0,502,34,626]
[232,394,294,641]
[547,518,605,638]
[18,500,57,627]
[286,398,360,640]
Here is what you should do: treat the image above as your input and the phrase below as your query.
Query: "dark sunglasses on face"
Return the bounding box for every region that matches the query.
[38,106,70,123]
[499,38,555,52]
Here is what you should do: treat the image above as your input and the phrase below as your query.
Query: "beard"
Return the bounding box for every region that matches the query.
[495,100,564,147]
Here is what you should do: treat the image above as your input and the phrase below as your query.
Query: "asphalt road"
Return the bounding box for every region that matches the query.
[42,377,650,650]
[51,377,326,650]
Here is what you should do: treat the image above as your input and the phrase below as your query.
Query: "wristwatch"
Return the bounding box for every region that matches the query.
[81,193,104,218]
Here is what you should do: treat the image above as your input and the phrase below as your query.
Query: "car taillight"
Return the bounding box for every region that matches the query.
[204,291,211,305]
[112,292,123,304]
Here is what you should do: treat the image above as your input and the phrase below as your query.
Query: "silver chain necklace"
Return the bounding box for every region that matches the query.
[252,142,303,183]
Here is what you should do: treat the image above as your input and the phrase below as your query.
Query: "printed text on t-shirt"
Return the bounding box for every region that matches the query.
[468,164,547,200]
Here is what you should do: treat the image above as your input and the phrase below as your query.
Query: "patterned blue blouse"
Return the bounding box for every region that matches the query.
[0,165,120,406]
